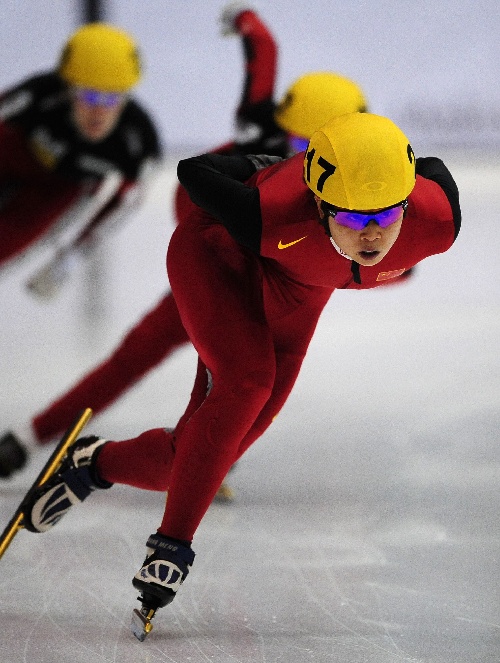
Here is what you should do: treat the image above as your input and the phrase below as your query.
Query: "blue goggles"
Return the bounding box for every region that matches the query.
[288,133,309,154]
[75,88,125,108]
[323,200,408,231]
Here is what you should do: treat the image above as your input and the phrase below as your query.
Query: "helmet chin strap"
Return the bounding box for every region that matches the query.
[329,236,352,260]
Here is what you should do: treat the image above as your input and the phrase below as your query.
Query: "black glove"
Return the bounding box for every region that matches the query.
[234,100,290,158]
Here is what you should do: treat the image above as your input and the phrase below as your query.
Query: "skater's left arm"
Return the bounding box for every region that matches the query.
[26,160,162,300]
[416,157,461,239]
[221,4,287,156]
[65,154,161,253]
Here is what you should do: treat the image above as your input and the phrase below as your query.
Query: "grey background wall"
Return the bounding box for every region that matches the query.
[1,1,499,153]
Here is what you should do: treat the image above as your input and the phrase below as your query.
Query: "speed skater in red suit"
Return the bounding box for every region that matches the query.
[23,112,461,632]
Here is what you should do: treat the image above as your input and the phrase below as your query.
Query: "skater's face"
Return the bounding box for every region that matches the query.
[71,88,126,142]
[315,196,404,266]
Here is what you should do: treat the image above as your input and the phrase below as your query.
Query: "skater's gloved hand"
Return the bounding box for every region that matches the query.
[234,99,289,158]
[219,1,254,36]
[246,154,283,171]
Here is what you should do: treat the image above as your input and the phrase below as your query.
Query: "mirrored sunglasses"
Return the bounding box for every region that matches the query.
[75,88,125,108]
[324,201,408,231]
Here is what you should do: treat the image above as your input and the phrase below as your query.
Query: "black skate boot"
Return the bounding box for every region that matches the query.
[22,435,112,533]
[0,432,28,478]
[131,533,195,641]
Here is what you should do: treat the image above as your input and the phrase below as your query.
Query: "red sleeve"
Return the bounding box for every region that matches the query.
[235,10,277,107]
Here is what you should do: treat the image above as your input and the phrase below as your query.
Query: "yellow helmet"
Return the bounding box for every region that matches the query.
[304,113,416,210]
[59,23,141,93]
[275,72,367,140]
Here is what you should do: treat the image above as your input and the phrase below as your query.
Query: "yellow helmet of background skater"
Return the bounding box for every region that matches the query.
[59,23,141,93]
[275,72,367,140]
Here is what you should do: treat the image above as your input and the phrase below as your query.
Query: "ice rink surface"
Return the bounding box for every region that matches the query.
[1,151,499,662]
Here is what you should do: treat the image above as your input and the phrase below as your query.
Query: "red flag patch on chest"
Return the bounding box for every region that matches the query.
[376,268,406,282]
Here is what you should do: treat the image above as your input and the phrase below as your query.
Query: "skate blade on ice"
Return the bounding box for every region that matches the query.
[0,408,93,559]
[131,606,156,641]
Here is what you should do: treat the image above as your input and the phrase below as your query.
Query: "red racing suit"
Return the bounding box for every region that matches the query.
[94,150,461,543]
[31,10,287,444]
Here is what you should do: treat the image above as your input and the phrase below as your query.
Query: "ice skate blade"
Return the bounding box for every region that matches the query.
[131,607,155,642]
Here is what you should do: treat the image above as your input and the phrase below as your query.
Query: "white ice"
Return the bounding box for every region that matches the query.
[1,152,499,663]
